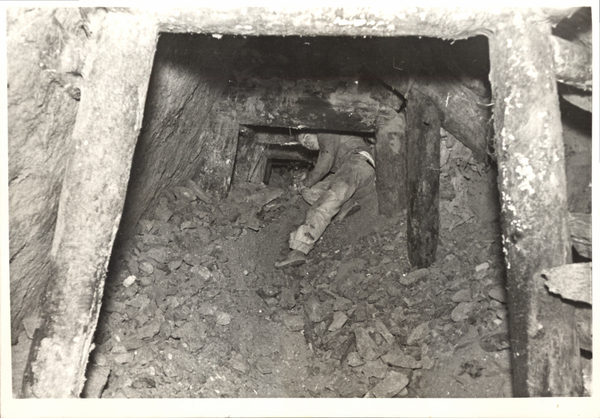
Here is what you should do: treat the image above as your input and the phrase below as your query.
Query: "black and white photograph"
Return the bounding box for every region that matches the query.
[1,2,597,417]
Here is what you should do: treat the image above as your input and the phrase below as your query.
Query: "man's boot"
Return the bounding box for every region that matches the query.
[274,249,307,268]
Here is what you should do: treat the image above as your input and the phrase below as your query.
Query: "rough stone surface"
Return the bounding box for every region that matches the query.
[7,7,81,338]
[371,371,410,398]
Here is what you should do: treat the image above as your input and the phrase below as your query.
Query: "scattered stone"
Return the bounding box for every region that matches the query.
[358,359,388,379]
[216,312,232,326]
[458,360,484,378]
[400,268,428,286]
[154,205,173,222]
[123,275,137,287]
[488,287,507,303]
[479,331,510,352]
[407,321,430,345]
[495,309,508,320]
[354,327,381,361]
[173,186,196,202]
[451,288,471,303]
[122,337,145,351]
[381,349,422,369]
[333,296,353,311]
[114,352,135,365]
[371,371,409,398]
[256,285,280,299]
[168,259,183,271]
[104,300,126,313]
[137,320,161,340]
[279,287,296,310]
[256,357,273,374]
[140,275,153,287]
[282,314,305,332]
[375,319,396,345]
[191,265,212,280]
[382,244,396,252]
[332,374,369,397]
[229,354,248,373]
[22,315,40,339]
[475,262,489,272]
[386,283,403,297]
[137,219,154,234]
[81,364,111,398]
[304,295,332,323]
[489,299,504,310]
[328,311,348,332]
[347,352,365,367]
[180,221,196,230]
[139,261,154,275]
[145,247,168,264]
[198,303,216,316]
[421,355,435,370]
[132,377,156,389]
[451,302,477,322]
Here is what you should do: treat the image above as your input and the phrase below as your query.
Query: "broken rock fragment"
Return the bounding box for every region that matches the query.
[328,311,348,332]
[353,326,381,361]
[407,321,430,345]
[304,295,333,323]
[381,349,422,369]
[282,314,305,332]
[451,302,477,322]
[371,371,410,398]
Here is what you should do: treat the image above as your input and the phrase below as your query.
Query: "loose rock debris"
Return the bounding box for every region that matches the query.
[81,162,512,398]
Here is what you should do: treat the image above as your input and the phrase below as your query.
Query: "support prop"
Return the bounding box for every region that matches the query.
[406,97,441,268]
[22,13,158,398]
[488,13,582,396]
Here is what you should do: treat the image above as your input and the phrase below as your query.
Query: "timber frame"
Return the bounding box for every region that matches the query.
[20,7,591,398]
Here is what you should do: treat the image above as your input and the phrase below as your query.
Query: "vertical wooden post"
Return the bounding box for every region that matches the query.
[21,13,158,398]
[193,102,239,199]
[406,97,441,268]
[375,108,407,215]
[488,13,582,396]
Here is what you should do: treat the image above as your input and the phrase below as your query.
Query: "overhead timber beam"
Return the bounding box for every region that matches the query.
[236,78,381,132]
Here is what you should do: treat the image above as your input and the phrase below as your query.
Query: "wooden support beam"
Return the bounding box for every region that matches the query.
[375,108,407,215]
[232,128,265,185]
[21,13,158,398]
[236,78,380,132]
[569,212,591,259]
[488,13,582,397]
[551,36,592,91]
[381,75,490,163]
[192,102,240,200]
[406,97,441,268]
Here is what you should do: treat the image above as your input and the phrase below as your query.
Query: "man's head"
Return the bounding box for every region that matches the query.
[297,133,319,151]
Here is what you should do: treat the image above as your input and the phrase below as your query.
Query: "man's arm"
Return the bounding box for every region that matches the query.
[304,134,337,187]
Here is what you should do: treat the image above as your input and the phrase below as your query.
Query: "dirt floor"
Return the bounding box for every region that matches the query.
[71,136,520,399]
[11,138,520,399]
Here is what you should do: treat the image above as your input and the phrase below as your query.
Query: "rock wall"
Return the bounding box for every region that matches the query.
[115,33,243,243]
[7,8,83,339]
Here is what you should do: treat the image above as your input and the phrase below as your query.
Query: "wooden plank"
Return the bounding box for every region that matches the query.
[192,102,240,199]
[551,35,592,91]
[21,13,158,398]
[569,212,591,259]
[375,108,406,215]
[380,75,490,162]
[236,78,380,132]
[488,13,582,397]
[406,97,441,268]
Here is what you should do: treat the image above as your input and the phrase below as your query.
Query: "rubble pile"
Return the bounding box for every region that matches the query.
[84,156,512,398]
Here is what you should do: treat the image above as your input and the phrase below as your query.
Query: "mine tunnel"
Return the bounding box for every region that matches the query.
[6,7,592,404]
